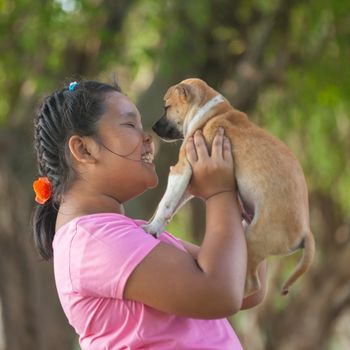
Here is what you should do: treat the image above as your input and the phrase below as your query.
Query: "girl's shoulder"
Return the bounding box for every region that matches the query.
[56,212,140,234]
[54,212,156,254]
[55,212,184,252]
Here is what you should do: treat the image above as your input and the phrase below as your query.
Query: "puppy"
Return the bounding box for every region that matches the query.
[143,78,315,296]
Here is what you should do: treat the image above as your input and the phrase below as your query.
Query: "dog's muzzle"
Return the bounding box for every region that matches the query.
[152,115,183,141]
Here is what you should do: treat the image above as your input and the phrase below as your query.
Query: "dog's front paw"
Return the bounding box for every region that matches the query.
[141,221,165,238]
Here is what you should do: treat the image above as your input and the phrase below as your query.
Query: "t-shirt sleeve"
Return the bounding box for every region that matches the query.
[69,215,160,299]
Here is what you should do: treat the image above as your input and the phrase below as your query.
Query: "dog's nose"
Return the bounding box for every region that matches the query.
[152,117,167,135]
[152,122,159,133]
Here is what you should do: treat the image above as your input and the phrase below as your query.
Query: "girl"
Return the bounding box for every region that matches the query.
[32,80,266,349]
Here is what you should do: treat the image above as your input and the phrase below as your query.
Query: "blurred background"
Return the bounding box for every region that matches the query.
[0,0,349,349]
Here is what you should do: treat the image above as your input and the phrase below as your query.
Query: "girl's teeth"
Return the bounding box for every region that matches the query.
[141,153,153,163]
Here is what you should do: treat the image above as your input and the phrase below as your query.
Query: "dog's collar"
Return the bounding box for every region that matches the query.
[184,94,225,136]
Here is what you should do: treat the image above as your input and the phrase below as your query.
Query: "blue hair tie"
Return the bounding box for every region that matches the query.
[68,81,79,91]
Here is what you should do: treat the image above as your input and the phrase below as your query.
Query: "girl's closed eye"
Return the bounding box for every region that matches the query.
[123,122,144,132]
[123,123,136,128]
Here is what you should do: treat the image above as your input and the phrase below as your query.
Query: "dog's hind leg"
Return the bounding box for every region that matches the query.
[142,158,192,237]
[244,245,264,297]
[244,218,270,297]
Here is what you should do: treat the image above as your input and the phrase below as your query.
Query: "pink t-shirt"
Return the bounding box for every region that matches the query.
[53,213,242,350]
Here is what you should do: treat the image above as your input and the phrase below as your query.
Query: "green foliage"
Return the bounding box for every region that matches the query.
[0,0,349,347]
[256,0,350,216]
[1,0,348,247]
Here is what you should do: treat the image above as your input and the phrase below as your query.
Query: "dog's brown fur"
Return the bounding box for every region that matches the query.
[154,78,315,296]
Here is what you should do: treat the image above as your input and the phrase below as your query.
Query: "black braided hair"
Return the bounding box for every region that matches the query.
[32,80,121,260]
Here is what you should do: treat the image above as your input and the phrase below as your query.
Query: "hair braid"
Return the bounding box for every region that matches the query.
[32,80,121,260]
[34,93,63,196]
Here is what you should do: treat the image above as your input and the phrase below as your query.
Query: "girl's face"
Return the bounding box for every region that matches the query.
[94,91,158,202]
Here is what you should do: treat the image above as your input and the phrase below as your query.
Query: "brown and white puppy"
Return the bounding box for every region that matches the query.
[143,78,315,296]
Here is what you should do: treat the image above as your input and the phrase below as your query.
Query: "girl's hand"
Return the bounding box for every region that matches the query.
[186,127,235,200]
[124,130,246,319]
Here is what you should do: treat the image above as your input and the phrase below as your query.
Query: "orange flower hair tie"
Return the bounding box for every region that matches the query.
[33,177,52,204]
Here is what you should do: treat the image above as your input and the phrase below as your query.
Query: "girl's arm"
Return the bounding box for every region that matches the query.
[181,240,267,310]
[124,129,247,319]
[180,240,200,259]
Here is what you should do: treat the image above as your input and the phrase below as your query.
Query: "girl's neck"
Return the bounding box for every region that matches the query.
[60,192,124,215]
[56,188,125,231]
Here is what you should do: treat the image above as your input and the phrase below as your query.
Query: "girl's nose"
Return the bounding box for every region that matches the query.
[144,132,153,144]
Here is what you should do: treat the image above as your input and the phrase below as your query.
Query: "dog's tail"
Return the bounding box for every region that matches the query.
[281,231,315,296]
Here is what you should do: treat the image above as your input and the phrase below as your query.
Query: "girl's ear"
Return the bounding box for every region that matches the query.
[68,135,99,164]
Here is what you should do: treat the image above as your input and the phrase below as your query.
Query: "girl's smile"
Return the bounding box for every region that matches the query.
[94,91,158,198]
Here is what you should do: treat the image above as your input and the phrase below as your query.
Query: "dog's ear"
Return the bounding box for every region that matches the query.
[174,83,194,102]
